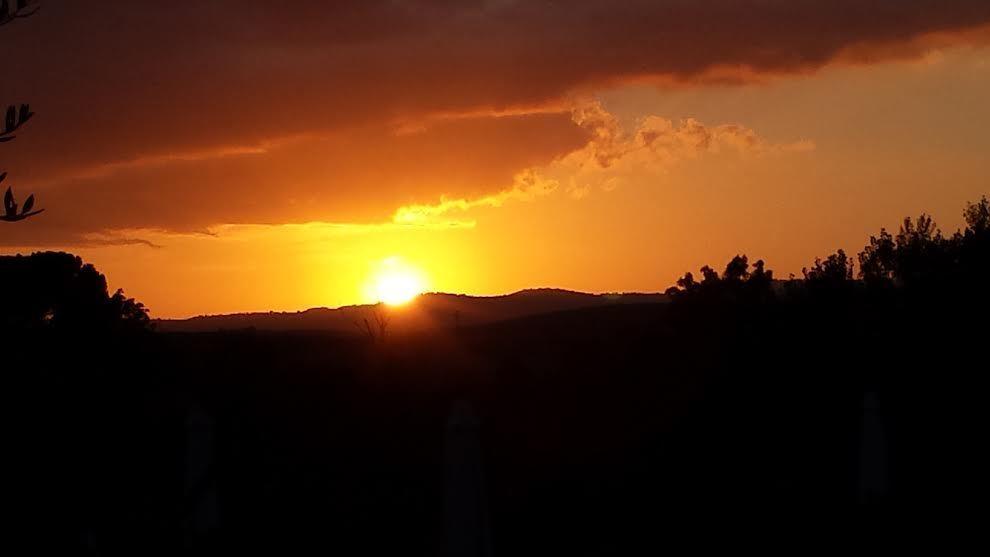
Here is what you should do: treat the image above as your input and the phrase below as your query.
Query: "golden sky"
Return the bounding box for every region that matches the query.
[2,2,990,317]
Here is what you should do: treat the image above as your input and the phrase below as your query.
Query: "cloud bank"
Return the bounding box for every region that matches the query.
[0,1,986,243]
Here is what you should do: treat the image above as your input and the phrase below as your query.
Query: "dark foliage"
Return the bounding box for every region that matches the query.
[0,251,149,332]
[804,248,854,285]
[0,0,42,221]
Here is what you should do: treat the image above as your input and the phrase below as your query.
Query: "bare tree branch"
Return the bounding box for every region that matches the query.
[0,0,39,26]
[0,2,44,223]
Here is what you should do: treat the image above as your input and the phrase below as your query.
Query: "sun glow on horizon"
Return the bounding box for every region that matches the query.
[364,257,428,306]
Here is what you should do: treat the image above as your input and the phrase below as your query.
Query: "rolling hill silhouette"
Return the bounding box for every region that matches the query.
[156,289,669,334]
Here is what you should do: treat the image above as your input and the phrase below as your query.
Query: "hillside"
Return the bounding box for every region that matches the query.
[155,289,669,334]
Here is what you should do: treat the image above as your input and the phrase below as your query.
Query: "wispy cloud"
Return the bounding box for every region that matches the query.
[31,133,320,188]
[79,232,165,249]
[392,169,558,226]
[390,101,815,224]
[391,102,571,135]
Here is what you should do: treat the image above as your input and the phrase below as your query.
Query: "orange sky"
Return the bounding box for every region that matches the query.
[2,2,990,317]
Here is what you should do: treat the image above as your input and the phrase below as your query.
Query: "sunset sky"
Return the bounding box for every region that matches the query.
[2,1,990,317]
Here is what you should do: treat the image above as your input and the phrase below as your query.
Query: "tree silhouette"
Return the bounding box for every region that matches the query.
[803,249,854,286]
[664,197,987,306]
[354,303,391,343]
[0,251,149,332]
[858,228,896,284]
[667,254,777,304]
[893,214,949,284]
[856,213,960,288]
[722,255,750,282]
[700,265,720,285]
[963,196,989,234]
[0,0,42,223]
[674,271,697,293]
[747,258,773,291]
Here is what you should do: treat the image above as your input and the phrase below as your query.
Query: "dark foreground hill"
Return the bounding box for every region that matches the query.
[6,196,988,553]
[155,288,669,334]
[10,278,988,554]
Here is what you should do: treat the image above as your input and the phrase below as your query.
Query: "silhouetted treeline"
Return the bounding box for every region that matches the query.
[4,196,988,554]
[655,195,989,536]
[666,195,989,299]
[1,251,149,332]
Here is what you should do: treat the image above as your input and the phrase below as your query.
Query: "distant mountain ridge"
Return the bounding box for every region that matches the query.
[155,289,669,334]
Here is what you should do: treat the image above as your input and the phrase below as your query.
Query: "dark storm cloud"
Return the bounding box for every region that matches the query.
[1,0,988,243]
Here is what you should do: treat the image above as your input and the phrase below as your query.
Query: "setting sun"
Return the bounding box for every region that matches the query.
[365,257,428,306]
[7,2,990,552]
